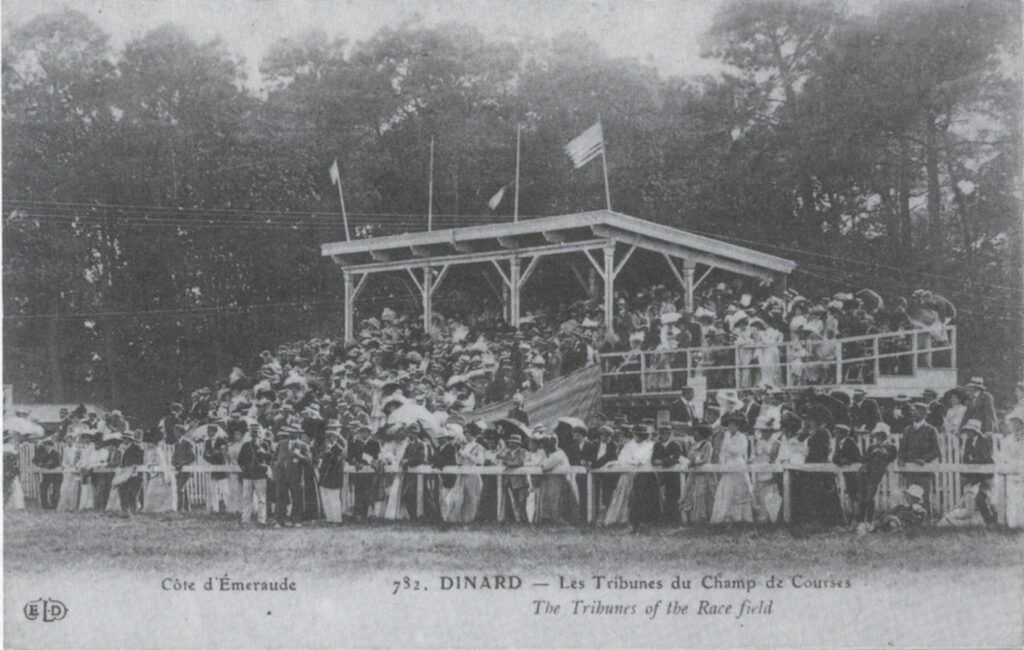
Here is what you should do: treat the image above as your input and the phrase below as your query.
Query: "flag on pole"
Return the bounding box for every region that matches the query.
[564,122,604,169]
[487,185,507,211]
[329,159,341,186]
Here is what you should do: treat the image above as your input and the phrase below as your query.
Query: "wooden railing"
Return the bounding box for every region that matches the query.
[599,325,956,396]
[24,461,1018,527]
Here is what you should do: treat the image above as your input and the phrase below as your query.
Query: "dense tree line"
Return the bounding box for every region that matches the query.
[3,0,1020,421]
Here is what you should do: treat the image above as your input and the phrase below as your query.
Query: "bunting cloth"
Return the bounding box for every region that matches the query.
[465,364,603,430]
[564,122,604,169]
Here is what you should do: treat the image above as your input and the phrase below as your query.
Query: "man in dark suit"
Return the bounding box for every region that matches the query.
[669,388,696,424]
[238,430,272,525]
[171,426,196,511]
[32,437,63,509]
[961,418,997,526]
[347,424,379,521]
[118,431,145,513]
[888,395,914,434]
[961,377,997,433]
[898,401,941,517]
[831,424,862,517]
[849,389,881,433]
[652,425,683,524]
[273,425,308,528]
[591,425,619,508]
[857,423,897,528]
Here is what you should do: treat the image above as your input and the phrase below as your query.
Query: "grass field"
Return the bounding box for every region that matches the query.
[4,510,1020,574]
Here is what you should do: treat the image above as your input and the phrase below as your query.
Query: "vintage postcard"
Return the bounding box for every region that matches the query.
[2,0,1021,647]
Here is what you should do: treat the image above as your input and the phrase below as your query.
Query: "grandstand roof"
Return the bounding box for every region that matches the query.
[321,210,795,280]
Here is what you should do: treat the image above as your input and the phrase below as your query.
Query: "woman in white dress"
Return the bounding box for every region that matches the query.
[755,320,784,388]
[3,434,26,511]
[751,416,782,522]
[733,317,758,389]
[57,432,90,511]
[376,428,410,520]
[942,390,967,436]
[603,429,639,525]
[142,437,177,513]
[996,409,1022,529]
[453,427,485,522]
[711,414,754,523]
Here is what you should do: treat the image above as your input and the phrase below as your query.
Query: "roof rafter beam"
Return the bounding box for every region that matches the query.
[451,240,482,253]
[491,260,511,288]
[589,225,775,281]
[693,264,715,290]
[583,249,605,279]
[340,239,607,275]
[406,268,424,294]
[369,249,397,262]
[429,264,450,297]
[613,244,636,279]
[518,256,541,290]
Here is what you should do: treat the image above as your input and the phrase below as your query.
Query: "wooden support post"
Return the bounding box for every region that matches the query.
[586,472,595,524]
[496,475,505,523]
[782,469,791,523]
[416,474,424,518]
[509,257,522,327]
[343,271,355,343]
[682,261,695,312]
[603,242,615,324]
[837,470,846,521]
[422,266,433,331]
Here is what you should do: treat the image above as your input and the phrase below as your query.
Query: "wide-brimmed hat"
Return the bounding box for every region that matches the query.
[960,418,983,435]
[905,484,924,501]
[966,377,986,390]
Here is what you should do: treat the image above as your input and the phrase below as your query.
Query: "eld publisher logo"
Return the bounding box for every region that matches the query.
[23,598,67,622]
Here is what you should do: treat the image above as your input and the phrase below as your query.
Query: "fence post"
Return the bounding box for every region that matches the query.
[496,474,505,522]
[950,326,957,370]
[416,474,424,518]
[910,332,918,375]
[873,335,880,381]
[639,352,647,394]
[782,469,791,523]
[586,471,595,524]
[837,468,846,519]
[835,342,843,385]
[734,345,741,389]
[998,472,1008,527]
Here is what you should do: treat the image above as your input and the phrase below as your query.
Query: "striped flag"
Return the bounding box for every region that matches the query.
[464,364,603,431]
[564,122,604,169]
[487,185,507,211]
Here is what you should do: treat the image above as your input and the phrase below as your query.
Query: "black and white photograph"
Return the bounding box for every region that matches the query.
[2,0,1021,647]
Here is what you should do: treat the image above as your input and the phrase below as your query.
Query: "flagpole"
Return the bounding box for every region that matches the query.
[336,175,350,242]
[427,136,435,231]
[514,123,521,222]
[598,117,611,211]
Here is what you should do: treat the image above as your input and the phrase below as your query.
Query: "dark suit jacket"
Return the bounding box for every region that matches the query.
[963,434,994,484]
[121,442,144,467]
[592,441,619,469]
[832,436,862,466]
[898,422,940,465]
[850,399,881,431]
[962,392,997,433]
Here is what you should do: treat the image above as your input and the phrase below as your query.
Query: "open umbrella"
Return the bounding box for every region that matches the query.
[556,416,587,430]
[855,289,884,313]
[494,418,531,439]
[3,416,44,438]
[387,402,444,442]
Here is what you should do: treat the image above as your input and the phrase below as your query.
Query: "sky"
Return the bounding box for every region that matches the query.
[2,0,732,90]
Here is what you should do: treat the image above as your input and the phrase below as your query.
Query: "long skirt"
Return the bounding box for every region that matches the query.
[628,473,662,527]
[792,473,843,525]
[79,481,95,511]
[226,475,243,513]
[711,472,754,523]
[1007,475,1022,529]
[538,475,579,525]
[753,479,781,523]
[142,473,177,513]
[5,476,25,510]
[57,475,81,512]
[680,474,717,524]
[381,475,408,520]
[105,485,123,511]
[320,487,344,523]
[442,475,481,523]
[604,474,634,525]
